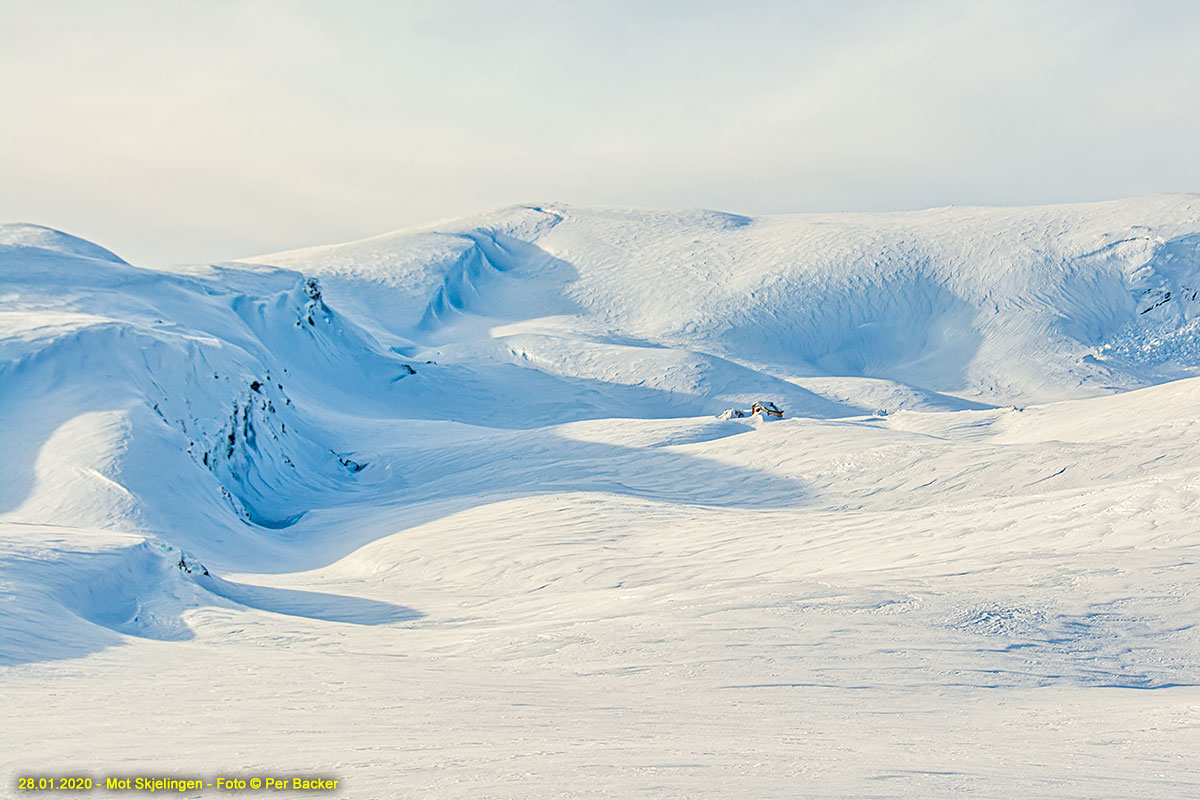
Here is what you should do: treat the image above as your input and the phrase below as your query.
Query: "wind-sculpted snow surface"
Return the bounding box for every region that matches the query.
[259,195,1200,405]
[2,197,1199,798]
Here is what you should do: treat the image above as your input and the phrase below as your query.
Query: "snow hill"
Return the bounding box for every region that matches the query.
[2,196,1199,798]
[255,194,1200,411]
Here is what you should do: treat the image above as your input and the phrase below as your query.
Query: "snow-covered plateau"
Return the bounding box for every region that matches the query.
[2,195,1199,797]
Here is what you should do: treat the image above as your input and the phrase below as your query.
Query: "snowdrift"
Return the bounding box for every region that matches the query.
[2,195,1198,665]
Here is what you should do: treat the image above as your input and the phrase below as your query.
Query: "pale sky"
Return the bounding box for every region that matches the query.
[2,0,1198,265]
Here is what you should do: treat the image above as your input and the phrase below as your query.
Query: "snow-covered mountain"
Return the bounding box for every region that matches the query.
[2,196,1199,798]
[255,194,1200,407]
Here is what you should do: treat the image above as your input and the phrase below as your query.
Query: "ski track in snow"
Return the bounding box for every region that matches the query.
[2,196,1199,798]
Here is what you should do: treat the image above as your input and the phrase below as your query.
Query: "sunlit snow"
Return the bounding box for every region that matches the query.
[2,196,1198,797]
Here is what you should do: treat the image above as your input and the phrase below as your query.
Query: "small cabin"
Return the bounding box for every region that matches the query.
[750,401,783,419]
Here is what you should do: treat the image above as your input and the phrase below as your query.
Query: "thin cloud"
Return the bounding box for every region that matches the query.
[1,0,1197,264]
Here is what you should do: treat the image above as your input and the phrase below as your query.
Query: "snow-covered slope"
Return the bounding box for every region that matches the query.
[2,197,1199,798]
[256,194,1200,408]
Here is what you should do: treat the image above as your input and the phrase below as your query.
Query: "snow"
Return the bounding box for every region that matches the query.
[2,198,1199,797]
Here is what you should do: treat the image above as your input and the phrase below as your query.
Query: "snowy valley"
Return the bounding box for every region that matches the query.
[2,195,1199,797]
